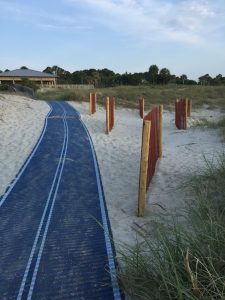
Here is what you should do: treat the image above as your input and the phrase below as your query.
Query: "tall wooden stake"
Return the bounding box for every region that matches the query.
[185,98,188,129]
[139,97,144,119]
[106,97,110,134]
[138,120,151,217]
[93,93,96,114]
[89,93,97,115]
[89,93,92,115]
[187,99,192,117]
[159,105,163,159]
[112,97,115,127]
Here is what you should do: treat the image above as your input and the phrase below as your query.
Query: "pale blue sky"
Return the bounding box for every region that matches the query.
[0,0,224,79]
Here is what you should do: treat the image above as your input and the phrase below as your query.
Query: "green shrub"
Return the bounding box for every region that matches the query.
[21,78,38,92]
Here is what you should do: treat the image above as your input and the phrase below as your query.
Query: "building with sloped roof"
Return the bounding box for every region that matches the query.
[0,69,57,86]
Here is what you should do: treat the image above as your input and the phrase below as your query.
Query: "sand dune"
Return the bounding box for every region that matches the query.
[70,101,224,251]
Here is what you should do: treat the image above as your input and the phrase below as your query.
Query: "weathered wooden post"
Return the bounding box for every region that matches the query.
[175,99,179,128]
[159,105,163,159]
[111,96,115,128]
[184,98,188,129]
[187,99,192,117]
[106,97,110,134]
[138,120,151,217]
[139,97,144,119]
[89,93,92,115]
[89,93,96,115]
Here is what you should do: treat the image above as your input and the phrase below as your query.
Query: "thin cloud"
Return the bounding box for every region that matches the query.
[0,0,92,32]
[0,1,31,17]
[65,0,224,44]
[0,0,224,44]
[37,23,92,32]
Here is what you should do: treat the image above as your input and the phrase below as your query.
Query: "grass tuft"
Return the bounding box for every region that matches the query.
[191,116,225,140]
[117,153,225,299]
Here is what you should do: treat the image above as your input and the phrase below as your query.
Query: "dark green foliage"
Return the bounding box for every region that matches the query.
[0,84,10,91]
[40,65,223,87]
[148,65,159,84]
[158,68,171,84]
[20,78,38,92]
[2,64,224,86]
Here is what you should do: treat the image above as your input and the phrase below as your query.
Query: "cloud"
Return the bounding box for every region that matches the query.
[0,0,224,43]
[36,23,92,32]
[65,0,224,44]
[0,0,92,32]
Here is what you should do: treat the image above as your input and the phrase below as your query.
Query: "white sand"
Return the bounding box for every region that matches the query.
[70,101,225,251]
[0,95,224,253]
[0,94,49,196]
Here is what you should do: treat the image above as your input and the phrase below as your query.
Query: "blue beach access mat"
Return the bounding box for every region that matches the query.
[0,101,123,299]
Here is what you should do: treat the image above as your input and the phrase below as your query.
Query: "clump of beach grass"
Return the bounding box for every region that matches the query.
[117,153,225,300]
[191,115,225,140]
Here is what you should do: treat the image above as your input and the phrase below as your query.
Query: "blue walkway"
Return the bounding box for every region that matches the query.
[0,101,122,300]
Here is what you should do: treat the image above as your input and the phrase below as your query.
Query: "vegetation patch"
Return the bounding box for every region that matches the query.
[191,116,225,140]
[117,153,225,299]
[36,85,225,110]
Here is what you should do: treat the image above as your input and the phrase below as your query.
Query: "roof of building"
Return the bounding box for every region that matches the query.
[0,69,56,78]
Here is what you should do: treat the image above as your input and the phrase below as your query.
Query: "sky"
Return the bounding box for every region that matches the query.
[0,0,224,80]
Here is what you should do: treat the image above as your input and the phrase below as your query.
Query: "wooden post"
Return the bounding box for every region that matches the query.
[184,98,188,129]
[112,97,115,128]
[187,99,192,117]
[189,99,192,117]
[159,105,163,159]
[113,96,116,110]
[93,93,96,114]
[89,93,92,115]
[138,120,151,217]
[106,97,110,134]
[90,93,97,115]
[139,97,144,119]
[175,99,179,128]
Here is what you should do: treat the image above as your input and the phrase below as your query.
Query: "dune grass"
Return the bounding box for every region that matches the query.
[192,115,225,140]
[36,85,225,111]
[116,152,225,300]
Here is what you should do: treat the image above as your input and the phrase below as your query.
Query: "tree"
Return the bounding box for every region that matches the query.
[149,65,159,84]
[20,66,28,69]
[213,74,223,85]
[158,68,171,84]
[198,74,212,85]
[43,66,53,74]
[43,66,72,84]
[180,74,188,85]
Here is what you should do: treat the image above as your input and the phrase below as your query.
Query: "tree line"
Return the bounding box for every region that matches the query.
[1,65,225,87]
